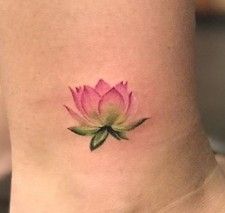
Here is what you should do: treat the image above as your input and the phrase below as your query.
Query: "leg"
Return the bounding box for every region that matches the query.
[0,0,224,212]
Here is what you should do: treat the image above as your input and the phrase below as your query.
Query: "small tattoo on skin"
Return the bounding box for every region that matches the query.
[64,79,149,151]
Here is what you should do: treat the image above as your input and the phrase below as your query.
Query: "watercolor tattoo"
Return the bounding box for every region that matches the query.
[64,79,149,151]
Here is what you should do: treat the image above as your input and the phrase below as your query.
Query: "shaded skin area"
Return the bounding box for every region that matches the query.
[216,155,225,174]
[0,0,225,212]
[0,84,11,180]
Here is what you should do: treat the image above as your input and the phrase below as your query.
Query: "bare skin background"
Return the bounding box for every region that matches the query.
[0,0,225,212]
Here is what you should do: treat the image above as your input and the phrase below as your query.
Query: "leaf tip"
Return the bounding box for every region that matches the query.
[68,127,73,131]
[90,144,96,151]
[89,140,100,151]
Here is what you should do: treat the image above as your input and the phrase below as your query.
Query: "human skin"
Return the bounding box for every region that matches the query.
[0,84,11,179]
[0,0,225,212]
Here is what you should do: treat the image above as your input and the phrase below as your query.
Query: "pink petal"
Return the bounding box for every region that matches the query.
[99,87,126,117]
[81,86,101,118]
[63,105,88,125]
[112,92,137,125]
[95,79,111,96]
[126,92,138,116]
[115,81,129,110]
[69,87,86,116]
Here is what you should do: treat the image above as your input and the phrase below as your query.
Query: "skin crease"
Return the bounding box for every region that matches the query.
[0,0,225,212]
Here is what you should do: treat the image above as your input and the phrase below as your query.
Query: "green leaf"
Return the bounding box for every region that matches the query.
[106,126,121,140]
[125,118,149,131]
[90,129,109,151]
[116,131,129,140]
[113,118,149,132]
[68,126,100,136]
[108,126,128,140]
[108,129,122,140]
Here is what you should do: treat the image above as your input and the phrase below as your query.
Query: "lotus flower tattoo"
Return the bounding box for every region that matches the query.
[64,79,149,151]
